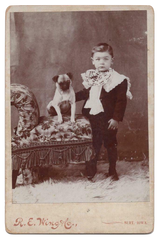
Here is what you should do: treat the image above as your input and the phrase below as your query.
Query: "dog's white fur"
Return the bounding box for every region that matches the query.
[47,74,76,123]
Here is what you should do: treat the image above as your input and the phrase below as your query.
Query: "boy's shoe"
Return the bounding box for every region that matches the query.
[111,172,119,181]
[105,171,119,181]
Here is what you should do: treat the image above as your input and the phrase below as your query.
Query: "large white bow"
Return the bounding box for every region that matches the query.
[81,68,132,115]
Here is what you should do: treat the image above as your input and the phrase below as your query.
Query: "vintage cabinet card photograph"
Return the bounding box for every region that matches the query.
[5,5,154,233]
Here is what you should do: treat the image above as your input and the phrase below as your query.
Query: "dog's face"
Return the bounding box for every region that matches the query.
[52,73,73,91]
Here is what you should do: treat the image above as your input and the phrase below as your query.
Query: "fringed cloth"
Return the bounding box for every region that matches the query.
[12,141,93,170]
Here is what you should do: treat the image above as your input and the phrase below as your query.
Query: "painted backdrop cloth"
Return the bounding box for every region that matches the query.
[81,68,132,115]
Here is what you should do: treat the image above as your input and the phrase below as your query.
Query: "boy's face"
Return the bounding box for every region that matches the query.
[92,51,113,72]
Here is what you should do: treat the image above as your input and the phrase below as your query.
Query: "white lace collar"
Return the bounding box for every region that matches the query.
[81,68,133,99]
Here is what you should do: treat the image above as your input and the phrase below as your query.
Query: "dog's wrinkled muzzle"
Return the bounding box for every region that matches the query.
[59,81,70,91]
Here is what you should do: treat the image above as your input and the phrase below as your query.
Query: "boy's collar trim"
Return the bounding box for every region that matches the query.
[81,69,133,100]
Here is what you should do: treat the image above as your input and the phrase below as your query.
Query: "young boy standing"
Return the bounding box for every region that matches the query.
[76,43,132,181]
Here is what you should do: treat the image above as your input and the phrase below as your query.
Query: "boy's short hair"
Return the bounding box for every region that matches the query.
[91,43,114,58]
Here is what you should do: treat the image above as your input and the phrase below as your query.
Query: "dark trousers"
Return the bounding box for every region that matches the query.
[89,112,118,174]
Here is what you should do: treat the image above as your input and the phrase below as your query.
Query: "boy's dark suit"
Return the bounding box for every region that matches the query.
[76,79,127,178]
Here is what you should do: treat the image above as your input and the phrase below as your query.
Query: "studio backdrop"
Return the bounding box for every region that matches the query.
[10,11,148,160]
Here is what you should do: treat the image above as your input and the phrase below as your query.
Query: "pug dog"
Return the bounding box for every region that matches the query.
[47,73,76,123]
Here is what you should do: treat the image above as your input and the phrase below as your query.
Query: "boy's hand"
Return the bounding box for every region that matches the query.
[108,119,119,130]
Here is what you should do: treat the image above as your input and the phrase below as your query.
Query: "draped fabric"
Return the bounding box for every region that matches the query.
[11,83,40,136]
[12,115,92,149]
[12,142,93,170]
[12,114,93,170]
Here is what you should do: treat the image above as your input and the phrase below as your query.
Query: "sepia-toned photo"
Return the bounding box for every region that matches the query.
[10,8,149,202]
[5,5,154,233]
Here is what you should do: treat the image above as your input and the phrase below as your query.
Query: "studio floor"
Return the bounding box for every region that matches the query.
[13,160,150,204]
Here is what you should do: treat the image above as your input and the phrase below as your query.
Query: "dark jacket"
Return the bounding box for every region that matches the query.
[76,79,127,122]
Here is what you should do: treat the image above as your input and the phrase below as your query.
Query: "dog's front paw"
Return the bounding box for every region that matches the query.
[57,117,63,124]
[71,118,75,123]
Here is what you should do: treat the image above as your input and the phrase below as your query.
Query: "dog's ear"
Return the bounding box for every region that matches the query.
[52,75,59,82]
[67,72,73,80]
